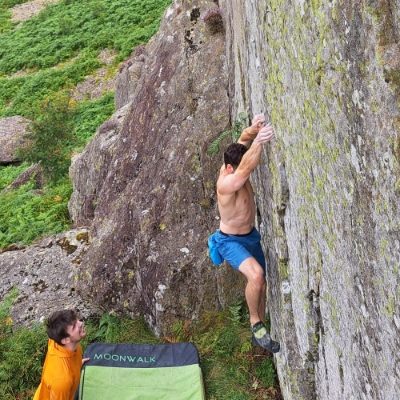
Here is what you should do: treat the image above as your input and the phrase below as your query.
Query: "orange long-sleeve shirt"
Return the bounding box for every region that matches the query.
[33,339,83,400]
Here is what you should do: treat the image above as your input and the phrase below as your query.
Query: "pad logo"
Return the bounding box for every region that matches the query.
[93,353,156,363]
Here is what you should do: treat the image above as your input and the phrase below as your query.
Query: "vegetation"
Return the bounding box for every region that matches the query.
[73,92,115,147]
[0,294,280,400]
[0,0,170,249]
[0,0,26,34]
[0,288,48,400]
[0,0,171,119]
[18,92,75,183]
[190,302,279,400]
[0,178,72,248]
[0,90,114,248]
[207,113,248,156]
[0,163,28,191]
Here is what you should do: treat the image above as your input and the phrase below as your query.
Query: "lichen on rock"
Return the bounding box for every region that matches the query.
[220,0,400,399]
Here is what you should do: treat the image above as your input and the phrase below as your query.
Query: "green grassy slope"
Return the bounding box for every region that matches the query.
[0,0,170,248]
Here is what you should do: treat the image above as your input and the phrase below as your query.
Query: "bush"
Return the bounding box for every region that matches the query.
[18,92,75,183]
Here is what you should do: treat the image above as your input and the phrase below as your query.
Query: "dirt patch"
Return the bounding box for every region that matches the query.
[11,0,60,23]
[72,67,117,101]
[98,49,117,66]
[72,50,118,101]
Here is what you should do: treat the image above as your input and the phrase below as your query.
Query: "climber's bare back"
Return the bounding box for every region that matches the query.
[217,168,255,235]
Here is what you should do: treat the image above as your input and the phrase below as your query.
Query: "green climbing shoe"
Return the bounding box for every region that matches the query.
[251,321,280,353]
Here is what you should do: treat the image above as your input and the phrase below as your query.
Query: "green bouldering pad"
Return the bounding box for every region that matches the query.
[79,343,205,400]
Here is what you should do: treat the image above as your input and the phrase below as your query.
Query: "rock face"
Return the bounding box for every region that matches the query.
[0,116,30,165]
[69,0,243,335]
[220,1,400,399]
[0,229,94,326]
[114,45,146,110]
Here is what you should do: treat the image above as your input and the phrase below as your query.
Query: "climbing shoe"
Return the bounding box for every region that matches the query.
[251,321,280,353]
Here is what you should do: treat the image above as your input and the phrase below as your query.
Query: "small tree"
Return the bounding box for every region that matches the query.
[19,92,75,183]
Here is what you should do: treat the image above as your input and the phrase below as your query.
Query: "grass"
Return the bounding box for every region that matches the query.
[0,0,171,250]
[0,296,280,400]
[0,90,116,249]
[0,90,114,248]
[0,52,101,118]
[0,163,29,191]
[169,301,280,400]
[0,0,27,34]
[73,92,115,147]
[0,179,72,247]
[0,0,171,119]
[0,0,170,73]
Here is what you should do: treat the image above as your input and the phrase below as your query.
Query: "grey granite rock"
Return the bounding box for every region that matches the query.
[0,229,96,326]
[0,116,30,165]
[220,1,400,399]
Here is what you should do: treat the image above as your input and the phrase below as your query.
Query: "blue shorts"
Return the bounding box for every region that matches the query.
[208,228,266,270]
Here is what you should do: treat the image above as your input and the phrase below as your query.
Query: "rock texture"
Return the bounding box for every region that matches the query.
[69,0,243,336]
[0,229,94,326]
[114,45,146,110]
[0,116,30,165]
[220,1,400,399]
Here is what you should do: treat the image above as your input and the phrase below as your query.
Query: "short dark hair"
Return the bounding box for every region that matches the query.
[224,143,247,167]
[46,309,78,345]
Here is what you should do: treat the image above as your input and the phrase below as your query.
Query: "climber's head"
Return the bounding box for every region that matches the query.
[224,143,247,171]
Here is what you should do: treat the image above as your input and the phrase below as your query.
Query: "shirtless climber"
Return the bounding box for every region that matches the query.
[208,114,280,353]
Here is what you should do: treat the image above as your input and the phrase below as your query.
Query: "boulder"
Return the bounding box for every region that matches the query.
[0,116,31,165]
[69,0,244,336]
[0,229,95,326]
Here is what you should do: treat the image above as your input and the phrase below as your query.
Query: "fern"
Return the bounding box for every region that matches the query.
[207,129,231,156]
[207,112,249,156]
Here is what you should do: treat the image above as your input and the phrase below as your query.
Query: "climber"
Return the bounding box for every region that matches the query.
[33,309,89,400]
[208,114,280,353]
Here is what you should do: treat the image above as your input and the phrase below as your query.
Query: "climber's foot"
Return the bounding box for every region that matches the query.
[251,321,280,353]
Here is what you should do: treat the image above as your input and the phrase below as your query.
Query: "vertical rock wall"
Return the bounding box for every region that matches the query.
[220,1,400,399]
